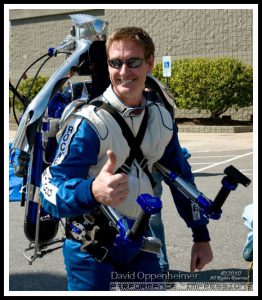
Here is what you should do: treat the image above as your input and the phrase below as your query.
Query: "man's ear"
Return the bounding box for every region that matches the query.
[147,54,155,73]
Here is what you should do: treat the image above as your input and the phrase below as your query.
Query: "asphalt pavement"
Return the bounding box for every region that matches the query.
[7,131,255,295]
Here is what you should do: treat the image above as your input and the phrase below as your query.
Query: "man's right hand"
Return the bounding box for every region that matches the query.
[91,150,129,207]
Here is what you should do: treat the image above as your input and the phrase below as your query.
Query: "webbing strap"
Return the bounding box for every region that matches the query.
[97,101,155,188]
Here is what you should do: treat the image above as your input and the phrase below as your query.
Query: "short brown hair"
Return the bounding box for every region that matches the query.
[106,27,155,61]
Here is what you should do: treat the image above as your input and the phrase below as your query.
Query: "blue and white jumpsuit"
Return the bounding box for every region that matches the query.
[40,85,210,291]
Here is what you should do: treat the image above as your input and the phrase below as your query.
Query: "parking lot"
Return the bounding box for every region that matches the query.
[7,132,255,295]
[162,132,254,291]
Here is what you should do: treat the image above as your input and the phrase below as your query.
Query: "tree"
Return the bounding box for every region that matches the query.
[152,57,253,119]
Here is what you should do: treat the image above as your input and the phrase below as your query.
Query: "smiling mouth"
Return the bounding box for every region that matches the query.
[119,79,134,84]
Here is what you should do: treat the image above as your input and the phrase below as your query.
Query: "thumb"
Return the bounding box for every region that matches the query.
[102,150,117,174]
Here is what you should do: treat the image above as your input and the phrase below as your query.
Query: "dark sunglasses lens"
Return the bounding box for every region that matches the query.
[108,59,122,68]
[127,58,144,68]
[108,58,144,69]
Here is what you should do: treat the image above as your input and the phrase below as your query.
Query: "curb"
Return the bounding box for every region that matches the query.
[9,126,253,139]
[177,125,253,133]
[10,119,253,135]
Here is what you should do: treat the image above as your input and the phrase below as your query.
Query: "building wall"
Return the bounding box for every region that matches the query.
[105,9,253,66]
[9,9,253,120]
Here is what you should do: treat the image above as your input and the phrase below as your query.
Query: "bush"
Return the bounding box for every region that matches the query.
[10,76,49,112]
[152,57,253,119]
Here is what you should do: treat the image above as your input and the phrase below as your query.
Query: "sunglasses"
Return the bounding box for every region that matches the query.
[107,57,144,69]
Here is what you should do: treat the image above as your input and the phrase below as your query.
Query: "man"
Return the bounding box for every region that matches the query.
[40,27,213,291]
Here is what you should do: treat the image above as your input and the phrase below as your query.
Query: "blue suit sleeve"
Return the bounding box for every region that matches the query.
[40,117,100,218]
[158,123,210,242]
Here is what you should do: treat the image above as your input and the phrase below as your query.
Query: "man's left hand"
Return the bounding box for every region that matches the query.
[190,241,213,272]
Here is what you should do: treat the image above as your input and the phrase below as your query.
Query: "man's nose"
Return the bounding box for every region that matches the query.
[118,63,130,74]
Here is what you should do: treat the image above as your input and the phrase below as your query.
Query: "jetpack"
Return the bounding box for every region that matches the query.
[9,14,176,264]
[9,14,251,265]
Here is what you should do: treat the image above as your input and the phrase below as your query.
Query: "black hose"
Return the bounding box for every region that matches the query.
[11,51,71,125]
[23,55,53,114]
[12,53,51,125]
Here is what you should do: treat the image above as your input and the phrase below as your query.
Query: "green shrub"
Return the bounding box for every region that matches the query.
[152,57,253,119]
[10,76,49,112]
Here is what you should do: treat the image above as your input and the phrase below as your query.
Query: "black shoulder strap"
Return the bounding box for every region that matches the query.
[95,101,155,188]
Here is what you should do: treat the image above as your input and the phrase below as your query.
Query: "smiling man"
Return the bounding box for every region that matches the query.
[40,26,213,291]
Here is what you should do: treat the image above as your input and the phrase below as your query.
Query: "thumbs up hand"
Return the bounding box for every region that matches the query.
[102,149,117,175]
[91,150,129,207]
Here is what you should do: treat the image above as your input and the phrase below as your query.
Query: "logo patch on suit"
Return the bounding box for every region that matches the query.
[53,118,81,165]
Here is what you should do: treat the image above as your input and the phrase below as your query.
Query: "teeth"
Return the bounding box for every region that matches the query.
[120,79,133,84]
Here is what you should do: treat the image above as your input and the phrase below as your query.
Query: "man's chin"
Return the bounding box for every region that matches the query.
[116,88,132,98]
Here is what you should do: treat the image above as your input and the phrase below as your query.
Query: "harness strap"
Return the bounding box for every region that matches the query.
[97,101,155,188]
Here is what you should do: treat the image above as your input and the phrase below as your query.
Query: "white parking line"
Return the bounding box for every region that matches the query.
[189,150,211,153]
[191,155,236,158]
[192,151,253,173]
[239,169,253,176]
[191,162,221,165]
